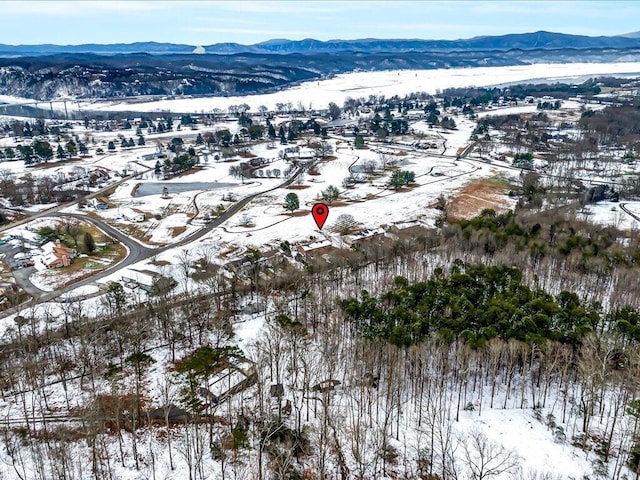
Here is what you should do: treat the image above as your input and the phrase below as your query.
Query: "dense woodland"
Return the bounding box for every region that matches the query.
[0,203,640,478]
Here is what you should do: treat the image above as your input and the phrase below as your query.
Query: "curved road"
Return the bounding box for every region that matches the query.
[2,163,308,312]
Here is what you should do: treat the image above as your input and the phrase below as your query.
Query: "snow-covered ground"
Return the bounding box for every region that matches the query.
[32,62,640,114]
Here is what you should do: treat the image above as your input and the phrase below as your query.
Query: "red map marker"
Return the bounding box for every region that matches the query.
[311,203,329,229]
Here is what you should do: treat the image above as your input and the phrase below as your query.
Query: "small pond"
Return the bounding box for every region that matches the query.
[135,182,237,197]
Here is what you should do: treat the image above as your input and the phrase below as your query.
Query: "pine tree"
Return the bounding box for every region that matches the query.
[84,232,96,253]
[284,192,300,212]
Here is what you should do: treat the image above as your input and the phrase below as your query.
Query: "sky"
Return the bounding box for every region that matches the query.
[0,0,638,45]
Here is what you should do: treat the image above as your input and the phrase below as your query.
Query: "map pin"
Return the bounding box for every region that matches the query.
[311,203,329,229]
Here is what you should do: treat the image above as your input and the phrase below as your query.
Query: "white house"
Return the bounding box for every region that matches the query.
[120,207,145,223]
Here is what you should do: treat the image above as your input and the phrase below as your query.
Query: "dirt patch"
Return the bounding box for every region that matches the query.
[282,210,310,217]
[287,185,311,190]
[239,152,257,158]
[395,151,407,156]
[447,179,510,222]
[171,226,187,237]
[30,159,81,170]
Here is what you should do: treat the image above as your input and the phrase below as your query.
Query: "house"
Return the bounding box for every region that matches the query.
[120,207,145,223]
[121,269,176,294]
[41,241,76,268]
[89,198,108,210]
[343,227,386,247]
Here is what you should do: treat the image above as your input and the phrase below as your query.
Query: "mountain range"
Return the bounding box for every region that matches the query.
[2,31,640,56]
[2,31,640,104]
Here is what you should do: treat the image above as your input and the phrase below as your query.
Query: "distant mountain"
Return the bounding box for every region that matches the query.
[0,42,194,57]
[618,31,640,39]
[2,31,640,57]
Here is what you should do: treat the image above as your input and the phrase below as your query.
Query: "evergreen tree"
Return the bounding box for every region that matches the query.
[56,144,66,159]
[84,232,96,253]
[32,140,53,160]
[389,170,406,190]
[65,140,77,156]
[321,185,340,204]
[403,170,416,185]
[284,192,300,212]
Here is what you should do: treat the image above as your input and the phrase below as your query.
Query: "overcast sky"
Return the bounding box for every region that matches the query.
[1,1,638,45]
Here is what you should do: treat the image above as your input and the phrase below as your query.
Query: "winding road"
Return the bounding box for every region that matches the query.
[0,162,308,315]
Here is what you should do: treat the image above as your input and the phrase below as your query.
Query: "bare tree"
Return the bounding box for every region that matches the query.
[460,429,521,480]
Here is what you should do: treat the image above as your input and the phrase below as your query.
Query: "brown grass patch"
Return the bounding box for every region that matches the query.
[287,185,311,190]
[395,151,407,156]
[239,152,257,158]
[448,180,510,222]
[113,222,165,246]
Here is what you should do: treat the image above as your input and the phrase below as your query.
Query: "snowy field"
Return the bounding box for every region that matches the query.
[20,61,640,114]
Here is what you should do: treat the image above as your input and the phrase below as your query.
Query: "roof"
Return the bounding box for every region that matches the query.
[42,252,60,266]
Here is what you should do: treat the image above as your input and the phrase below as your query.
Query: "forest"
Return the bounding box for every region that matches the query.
[0,202,640,479]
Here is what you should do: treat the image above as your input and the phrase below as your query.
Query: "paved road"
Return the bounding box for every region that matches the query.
[0,165,153,234]
[0,163,308,314]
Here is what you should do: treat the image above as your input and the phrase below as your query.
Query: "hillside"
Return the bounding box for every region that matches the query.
[2,46,640,101]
